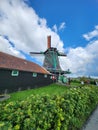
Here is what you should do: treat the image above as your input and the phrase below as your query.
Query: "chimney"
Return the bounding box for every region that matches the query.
[47,35,51,49]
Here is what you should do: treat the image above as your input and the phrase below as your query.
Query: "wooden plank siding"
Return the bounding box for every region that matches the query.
[0,52,55,94]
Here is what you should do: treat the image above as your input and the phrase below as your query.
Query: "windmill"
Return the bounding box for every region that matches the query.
[30,36,70,75]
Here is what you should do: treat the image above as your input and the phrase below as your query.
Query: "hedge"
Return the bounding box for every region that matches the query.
[0,85,98,130]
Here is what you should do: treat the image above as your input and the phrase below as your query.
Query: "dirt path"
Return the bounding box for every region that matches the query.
[82,106,98,130]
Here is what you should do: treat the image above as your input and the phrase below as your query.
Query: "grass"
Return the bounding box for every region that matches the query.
[6,83,70,102]
[4,81,87,103]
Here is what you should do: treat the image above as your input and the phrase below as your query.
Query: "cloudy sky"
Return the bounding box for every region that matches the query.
[0,0,98,77]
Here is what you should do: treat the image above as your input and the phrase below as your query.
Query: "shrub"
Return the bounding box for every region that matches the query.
[0,85,98,130]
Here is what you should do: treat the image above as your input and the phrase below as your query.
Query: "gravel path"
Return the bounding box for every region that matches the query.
[82,106,98,130]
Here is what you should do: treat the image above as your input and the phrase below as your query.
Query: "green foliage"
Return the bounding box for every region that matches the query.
[0,85,98,130]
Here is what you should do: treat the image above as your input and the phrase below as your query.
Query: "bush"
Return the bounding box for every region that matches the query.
[0,85,98,130]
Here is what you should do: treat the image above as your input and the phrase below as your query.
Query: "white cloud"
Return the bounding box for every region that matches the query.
[0,0,64,61]
[59,22,66,31]
[52,24,58,33]
[0,35,25,58]
[63,25,98,76]
[60,38,98,76]
[52,22,66,33]
[83,25,98,41]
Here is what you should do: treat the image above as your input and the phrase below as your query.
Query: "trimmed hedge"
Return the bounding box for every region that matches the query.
[0,85,98,130]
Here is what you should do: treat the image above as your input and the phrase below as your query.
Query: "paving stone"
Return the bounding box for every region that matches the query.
[82,106,98,130]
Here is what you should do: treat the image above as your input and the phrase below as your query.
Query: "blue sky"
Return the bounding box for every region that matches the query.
[0,0,98,77]
[29,0,98,48]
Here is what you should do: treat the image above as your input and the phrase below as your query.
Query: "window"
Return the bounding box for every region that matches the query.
[32,72,37,77]
[11,70,19,76]
[44,74,47,78]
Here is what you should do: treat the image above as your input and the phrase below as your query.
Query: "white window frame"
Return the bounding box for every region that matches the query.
[11,70,19,76]
[32,72,37,77]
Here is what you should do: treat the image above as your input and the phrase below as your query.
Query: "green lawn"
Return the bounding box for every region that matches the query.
[6,83,70,102]
[4,82,92,103]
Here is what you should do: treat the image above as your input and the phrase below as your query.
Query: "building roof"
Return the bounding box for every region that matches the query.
[0,51,50,74]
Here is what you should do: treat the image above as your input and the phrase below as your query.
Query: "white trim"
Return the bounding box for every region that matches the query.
[32,72,37,77]
[11,70,19,76]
